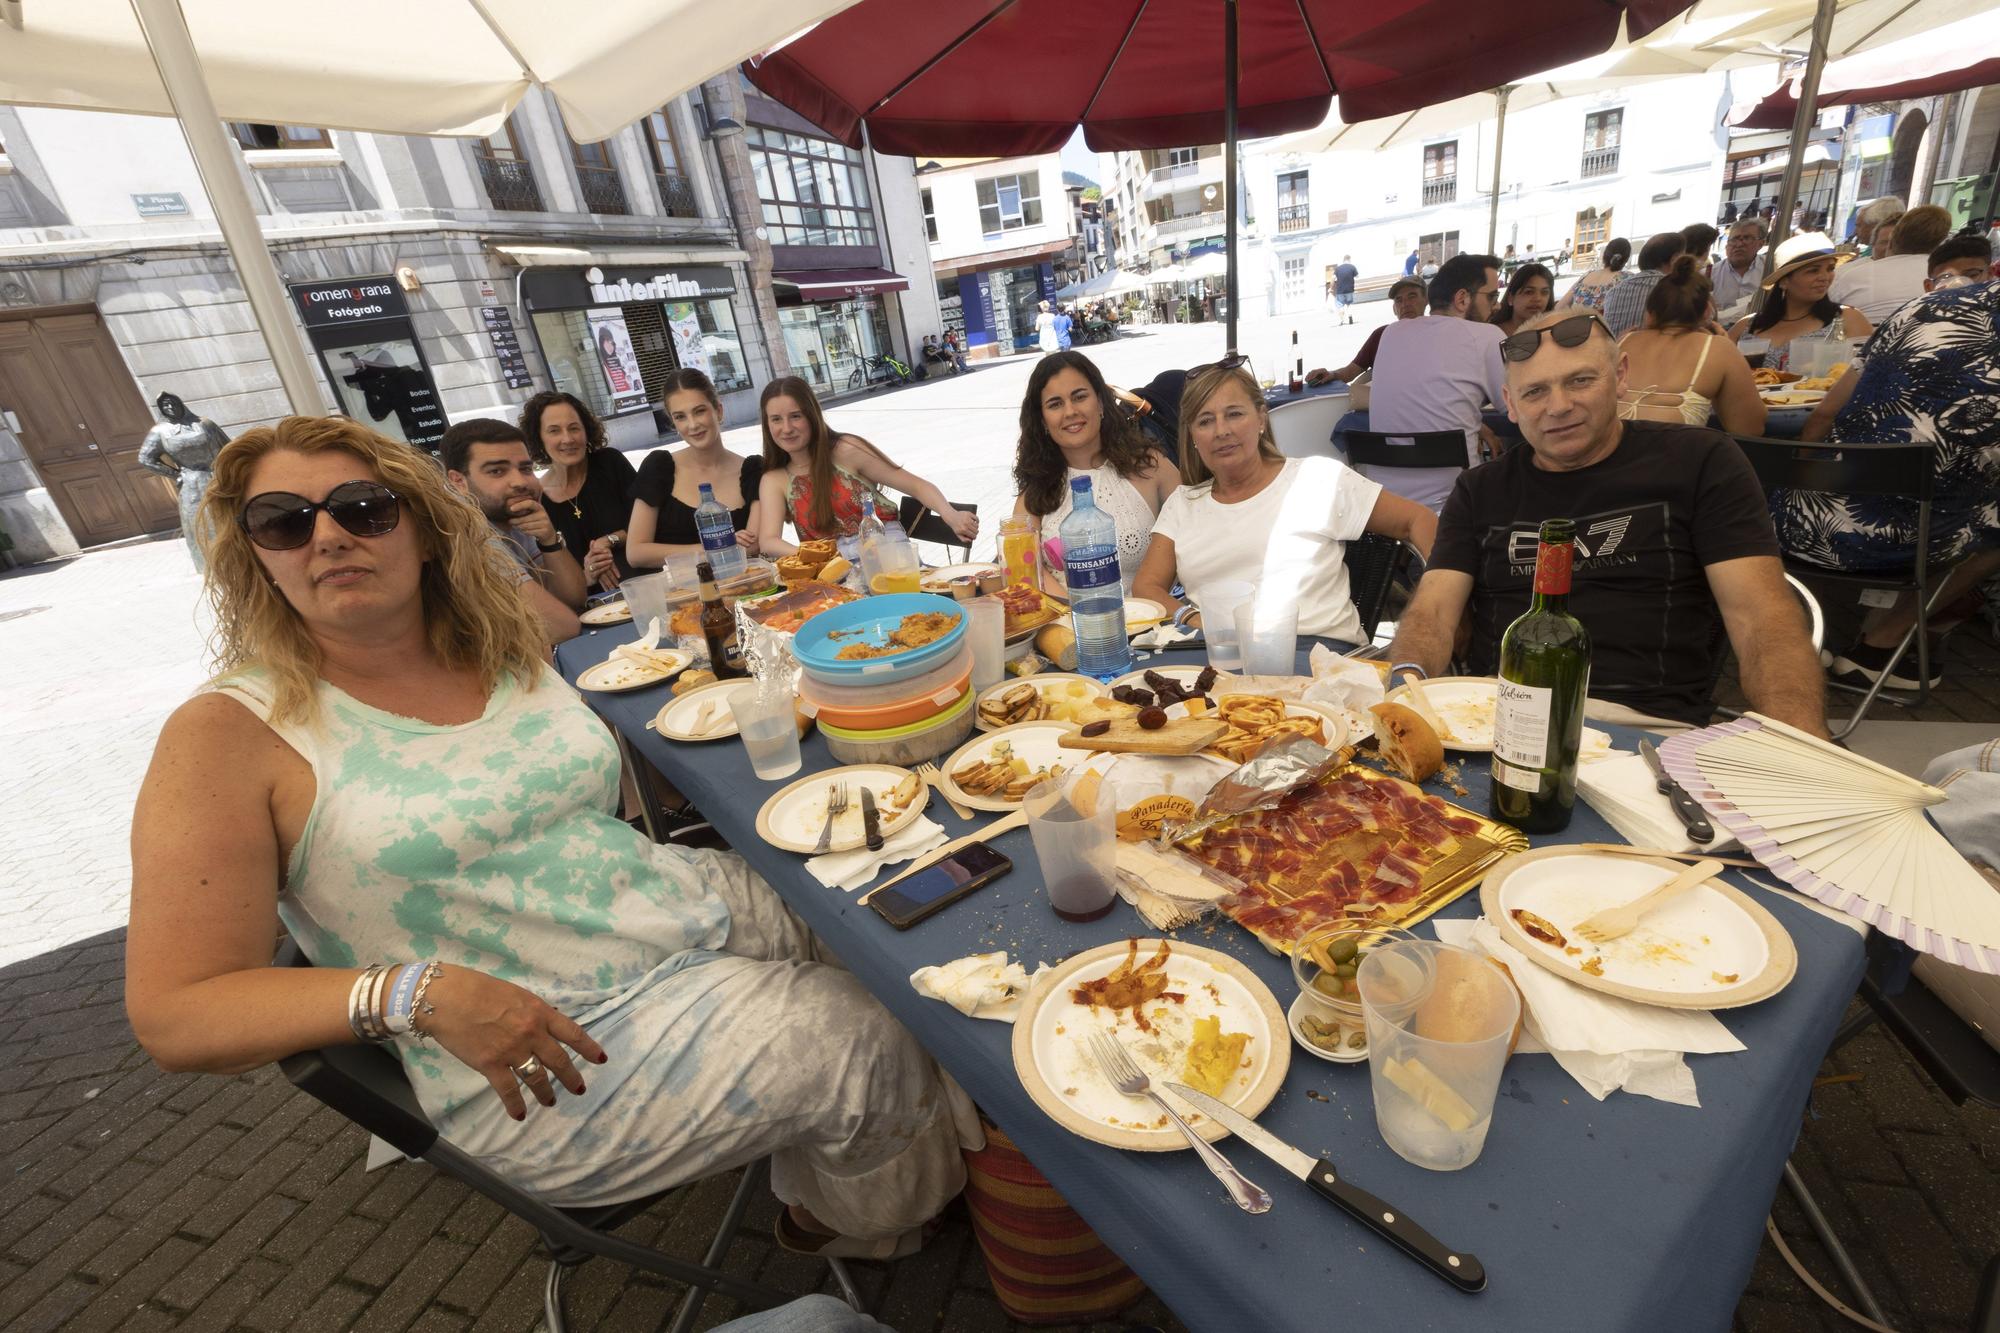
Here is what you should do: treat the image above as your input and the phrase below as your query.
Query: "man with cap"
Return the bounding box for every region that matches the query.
[1304,276,1427,386]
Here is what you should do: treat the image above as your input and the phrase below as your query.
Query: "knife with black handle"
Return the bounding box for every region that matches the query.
[860,786,884,851]
[1640,739,1714,843]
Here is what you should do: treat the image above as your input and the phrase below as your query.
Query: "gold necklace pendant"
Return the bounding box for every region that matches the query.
[570,499,583,519]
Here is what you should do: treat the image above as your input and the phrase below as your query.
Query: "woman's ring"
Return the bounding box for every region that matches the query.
[513,1056,546,1081]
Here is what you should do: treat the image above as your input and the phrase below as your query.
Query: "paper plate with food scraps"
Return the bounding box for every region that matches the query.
[974,674,1112,731]
[1481,847,1797,1009]
[1013,938,1289,1151]
[576,647,691,694]
[1124,597,1169,633]
[938,721,1075,812]
[1164,693,1349,764]
[652,678,758,742]
[579,598,633,626]
[754,764,927,854]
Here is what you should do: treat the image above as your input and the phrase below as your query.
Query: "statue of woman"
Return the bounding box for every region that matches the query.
[137,392,230,571]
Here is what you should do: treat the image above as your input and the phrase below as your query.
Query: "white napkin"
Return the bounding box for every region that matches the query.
[1132,620,1200,652]
[807,817,949,891]
[1576,753,1739,854]
[909,951,1044,1022]
[1305,646,1387,710]
[1431,918,1743,1106]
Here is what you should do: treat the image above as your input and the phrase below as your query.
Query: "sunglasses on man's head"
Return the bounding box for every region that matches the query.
[1500,312,1611,363]
[238,480,403,551]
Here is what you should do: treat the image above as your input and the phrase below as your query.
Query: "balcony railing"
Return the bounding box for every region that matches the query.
[1276,203,1311,233]
[1421,176,1456,207]
[656,171,699,218]
[576,163,629,215]
[1148,160,1206,185]
[477,155,544,212]
[1581,145,1621,178]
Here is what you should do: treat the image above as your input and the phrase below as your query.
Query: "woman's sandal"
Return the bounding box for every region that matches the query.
[773,1208,941,1262]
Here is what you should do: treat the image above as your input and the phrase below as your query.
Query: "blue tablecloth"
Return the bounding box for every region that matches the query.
[1265,380,1354,407]
[557,635,1864,1333]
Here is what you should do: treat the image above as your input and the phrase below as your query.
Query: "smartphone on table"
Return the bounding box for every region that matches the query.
[868,844,1012,929]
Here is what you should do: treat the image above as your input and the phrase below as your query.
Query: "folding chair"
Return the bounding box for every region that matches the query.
[898,495,977,564]
[1342,533,1411,644]
[1338,428,1474,470]
[273,941,859,1332]
[1734,437,1946,740]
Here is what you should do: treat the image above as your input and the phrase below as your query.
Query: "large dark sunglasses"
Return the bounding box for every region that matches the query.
[1500,312,1611,363]
[1188,351,1252,378]
[238,480,403,550]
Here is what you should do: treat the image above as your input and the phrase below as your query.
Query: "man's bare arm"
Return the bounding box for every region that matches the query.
[1384,569,1474,675]
[1708,555,1827,737]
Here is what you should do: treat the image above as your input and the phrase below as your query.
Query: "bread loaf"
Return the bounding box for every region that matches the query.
[1369,701,1444,781]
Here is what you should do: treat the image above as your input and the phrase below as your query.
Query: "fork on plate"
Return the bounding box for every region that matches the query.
[1085,1032,1270,1214]
[812,781,850,855]
[916,762,973,820]
[1572,858,1723,944]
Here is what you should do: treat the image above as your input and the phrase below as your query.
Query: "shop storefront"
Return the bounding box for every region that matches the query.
[288,277,447,455]
[772,268,908,397]
[930,238,1067,360]
[519,263,752,425]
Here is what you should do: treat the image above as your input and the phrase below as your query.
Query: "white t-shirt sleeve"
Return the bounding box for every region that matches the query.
[1149,484,1192,546]
[1299,456,1383,540]
[1481,329,1508,412]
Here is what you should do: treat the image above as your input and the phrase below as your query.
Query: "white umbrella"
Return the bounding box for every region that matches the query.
[0,0,859,412]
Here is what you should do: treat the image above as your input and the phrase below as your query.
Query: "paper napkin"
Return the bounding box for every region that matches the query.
[909,952,1045,1022]
[1577,752,1740,854]
[807,817,948,892]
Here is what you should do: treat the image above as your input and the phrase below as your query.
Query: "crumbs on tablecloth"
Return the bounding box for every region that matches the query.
[1306,1089,1330,1103]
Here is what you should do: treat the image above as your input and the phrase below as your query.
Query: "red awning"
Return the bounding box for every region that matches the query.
[772,268,912,299]
[1729,20,2000,131]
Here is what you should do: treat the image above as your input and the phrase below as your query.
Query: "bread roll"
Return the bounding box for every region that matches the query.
[1414,949,1524,1054]
[1369,701,1444,782]
[1036,623,1079,671]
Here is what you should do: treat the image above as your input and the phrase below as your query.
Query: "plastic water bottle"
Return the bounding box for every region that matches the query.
[1060,476,1131,681]
[694,483,744,579]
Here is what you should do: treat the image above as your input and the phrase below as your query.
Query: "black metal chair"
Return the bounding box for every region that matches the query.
[897,495,977,564]
[1733,436,1948,740]
[1343,533,1410,644]
[273,941,858,1332]
[1339,428,1474,470]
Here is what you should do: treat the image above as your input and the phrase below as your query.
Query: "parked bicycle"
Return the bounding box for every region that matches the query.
[846,351,918,390]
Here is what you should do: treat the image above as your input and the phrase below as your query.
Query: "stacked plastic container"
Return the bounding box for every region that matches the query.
[791,593,977,764]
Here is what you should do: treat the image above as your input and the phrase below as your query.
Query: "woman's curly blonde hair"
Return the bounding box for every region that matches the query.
[198,416,549,724]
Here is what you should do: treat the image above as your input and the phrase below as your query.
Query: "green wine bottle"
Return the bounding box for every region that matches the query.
[1492,518,1592,832]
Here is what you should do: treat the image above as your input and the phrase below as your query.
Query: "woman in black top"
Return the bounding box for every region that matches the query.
[523,390,636,590]
[627,369,765,569]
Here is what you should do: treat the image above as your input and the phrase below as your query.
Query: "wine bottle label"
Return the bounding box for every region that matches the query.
[1494,680,1553,768]
[1493,758,1543,792]
[1533,541,1573,595]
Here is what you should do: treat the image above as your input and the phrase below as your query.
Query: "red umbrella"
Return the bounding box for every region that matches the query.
[747,0,1693,348]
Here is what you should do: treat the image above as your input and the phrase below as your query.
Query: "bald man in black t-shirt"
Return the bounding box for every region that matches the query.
[1386,309,1827,734]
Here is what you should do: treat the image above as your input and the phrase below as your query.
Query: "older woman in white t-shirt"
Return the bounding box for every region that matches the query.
[1131,360,1437,645]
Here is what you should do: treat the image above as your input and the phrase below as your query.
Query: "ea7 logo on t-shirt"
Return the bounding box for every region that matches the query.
[1502,505,1662,579]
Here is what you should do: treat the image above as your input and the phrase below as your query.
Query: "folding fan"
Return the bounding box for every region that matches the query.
[1658,713,2000,976]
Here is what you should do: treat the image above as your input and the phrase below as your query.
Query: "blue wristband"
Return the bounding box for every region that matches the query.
[385,963,423,1034]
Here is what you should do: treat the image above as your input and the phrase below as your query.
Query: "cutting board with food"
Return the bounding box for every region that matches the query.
[1058,714,1228,755]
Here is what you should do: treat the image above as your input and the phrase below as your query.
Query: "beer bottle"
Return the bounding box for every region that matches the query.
[1492,519,1591,832]
[696,560,746,679]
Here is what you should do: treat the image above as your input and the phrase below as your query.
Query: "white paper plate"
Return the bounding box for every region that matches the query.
[930,562,999,581]
[1165,697,1349,754]
[753,764,925,854]
[1012,939,1290,1150]
[936,720,1076,812]
[651,679,758,742]
[1481,848,1797,1008]
[1386,675,1499,752]
[576,648,692,693]
[973,674,1111,731]
[579,599,633,626]
[1108,664,1217,696]
[1124,597,1168,632]
[1288,992,1368,1063]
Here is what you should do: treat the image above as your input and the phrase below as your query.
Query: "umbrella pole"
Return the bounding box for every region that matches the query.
[1771,0,1837,251]
[128,0,322,416]
[1487,86,1512,254]
[1224,0,1239,354]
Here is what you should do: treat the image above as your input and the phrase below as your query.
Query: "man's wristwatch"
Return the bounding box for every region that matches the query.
[535,536,564,553]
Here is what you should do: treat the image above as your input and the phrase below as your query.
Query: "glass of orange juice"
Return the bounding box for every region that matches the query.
[869,540,921,595]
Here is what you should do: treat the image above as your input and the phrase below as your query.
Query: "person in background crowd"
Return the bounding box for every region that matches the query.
[626,368,764,571]
[1557,236,1631,313]
[1491,263,1555,337]
[1010,351,1177,596]
[1054,305,1074,351]
[1728,233,1873,374]
[1306,277,1427,385]
[1602,232,1687,338]
[755,378,977,555]
[1331,254,1360,325]
[1778,276,2000,692]
[1387,309,1826,734]
[1851,196,1906,258]
[1830,204,1955,326]
[1680,223,1719,275]
[1722,202,1740,224]
[442,418,584,645]
[521,391,635,593]
[1557,241,1573,272]
[1404,247,1421,277]
[1712,218,1769,318]
[1365,253,1508,511]
[944,328,969,371]
[1616,256,1767,437]
[1035,300,1059,354]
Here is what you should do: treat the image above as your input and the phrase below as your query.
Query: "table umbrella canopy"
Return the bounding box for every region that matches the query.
[1728,12,2000,130]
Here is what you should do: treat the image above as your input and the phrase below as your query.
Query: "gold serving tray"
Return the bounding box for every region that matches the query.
[1178,762,1529,954]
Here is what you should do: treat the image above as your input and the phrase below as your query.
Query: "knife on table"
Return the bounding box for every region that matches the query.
[860,786,884,851]
[1163,1083,1487,1293]
[1639,739,1714,844]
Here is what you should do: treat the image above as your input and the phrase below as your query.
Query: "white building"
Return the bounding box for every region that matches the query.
[1102,145,1228,271]
[916,153,1084,358]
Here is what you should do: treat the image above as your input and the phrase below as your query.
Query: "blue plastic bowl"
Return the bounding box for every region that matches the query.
[792,593,969,685]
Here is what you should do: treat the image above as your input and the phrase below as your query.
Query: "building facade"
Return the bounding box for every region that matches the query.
[1102,145,1228,272]
[916,153,1080,358]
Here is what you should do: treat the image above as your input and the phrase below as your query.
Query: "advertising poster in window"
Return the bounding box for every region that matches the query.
[665,302,709,380]
[288,277,447,455]
[585,306,649,414]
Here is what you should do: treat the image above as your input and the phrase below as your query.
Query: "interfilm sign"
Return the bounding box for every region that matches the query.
[288,277,412,329]
[520,264,735,311]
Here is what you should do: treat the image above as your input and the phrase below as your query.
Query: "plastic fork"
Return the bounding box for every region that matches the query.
[916,762,973,820]
[1085,1031,1271,1214]
[1572,858,1724,944]
[812,782,850,855]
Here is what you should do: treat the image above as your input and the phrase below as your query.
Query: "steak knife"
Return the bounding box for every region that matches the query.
[860,786,884,851]
[1163,1083,1487,1293]
[1639,739,1714,844]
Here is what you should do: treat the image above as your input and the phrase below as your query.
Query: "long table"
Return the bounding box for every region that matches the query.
[557,633,1865,1333]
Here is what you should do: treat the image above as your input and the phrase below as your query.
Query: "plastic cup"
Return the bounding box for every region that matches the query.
[1197,579,1255,671]
[1234,599,1300,676]
[1357,940,1520,1172]
[869,539,921,595]
[1738,336,1770,371]
[966,597,1006,692]
[1024,774,1117,922]
[620,572,674,640]
[729,688,803,781]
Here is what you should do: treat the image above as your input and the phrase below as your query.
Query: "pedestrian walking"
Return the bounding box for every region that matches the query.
[1331,254,1359,325]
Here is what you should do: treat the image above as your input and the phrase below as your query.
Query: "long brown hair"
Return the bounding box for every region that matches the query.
[758,377,896,537]
[1176,364,1282,488]
[1646,253,1714,330]
[1014,351,1154,517]
[198,416,549,724]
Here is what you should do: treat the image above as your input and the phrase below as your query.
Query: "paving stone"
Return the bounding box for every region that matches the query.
[1841,1181,1981,1322]
[161,1254,288,1333]
[8,1274,101,1333]
[240,1214,380,1332]
[150,1193,297,1311]
[0,1213,129,1326]
[346,1172,473,1288]
[435,1213,540,1315]
[288,1279,375,1333]
[69,1233,205,1331]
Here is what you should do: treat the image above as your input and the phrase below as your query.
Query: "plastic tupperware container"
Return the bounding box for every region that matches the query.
[792,593,968,686]
[818,688,977,766]
[796,643,973,731]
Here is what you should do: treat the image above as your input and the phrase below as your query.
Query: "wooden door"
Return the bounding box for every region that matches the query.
[0,313,174,546]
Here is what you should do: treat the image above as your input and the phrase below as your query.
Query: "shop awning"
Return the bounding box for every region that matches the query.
[491,243,749,267]
[931,237,1077,274]
[1746,143,1841,178]
[772,268,912,298]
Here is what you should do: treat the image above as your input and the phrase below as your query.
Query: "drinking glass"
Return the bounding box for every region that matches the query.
[1197,580,1256,671]
[870,539,921,595]
[1024,774,1117,922]
[729,687,803,780]
[1234,599,1300,676]
[998,517,1040,590]
[966,597,1006,692]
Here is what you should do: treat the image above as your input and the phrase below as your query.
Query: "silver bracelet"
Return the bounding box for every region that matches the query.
[365,964,394,1041]
[407,962,444,1042]
[347,964,388,1042]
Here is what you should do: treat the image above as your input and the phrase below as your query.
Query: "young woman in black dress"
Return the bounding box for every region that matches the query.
[625,369,763,570]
